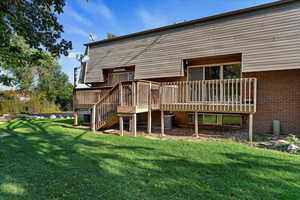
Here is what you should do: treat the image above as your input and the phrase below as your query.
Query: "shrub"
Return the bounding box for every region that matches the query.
[0,92,60,115]
[285,134,300,146]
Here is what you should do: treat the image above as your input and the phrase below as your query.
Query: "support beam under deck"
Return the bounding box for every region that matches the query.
[91,105,96,132]
[195,111,199,137]
[132,113,137,137]
[119,116,124,136]
[73,110,78,126]
[148,111,152,134]
[161,111,165,136]
[249,113,254,145]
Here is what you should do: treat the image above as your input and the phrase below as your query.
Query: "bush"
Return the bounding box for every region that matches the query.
[26,93,59,113]
[0,97,24,115]
[285,134,300,146]
[0,92,60,115]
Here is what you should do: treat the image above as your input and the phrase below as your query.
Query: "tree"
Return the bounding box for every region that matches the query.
[0,0,72,87]
[107,33,117,39]
[36,63,73,111]
[0,1,76,111]
[0,0,72,56]
[0,36,73,111]
[55,83,73,111]
[0,36,55,88]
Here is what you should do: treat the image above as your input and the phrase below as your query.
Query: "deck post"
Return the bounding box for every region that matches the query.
[91,105,96,132]
[195,111,199,137]
[161,111,165,136]
[73,67,78,126]
[148,111,152,134]
[129,118,132,132]
[73,110,78,126]
[249,113,253,145]
[148,83,152,134]
[132,81,136,106]
[132,113,137,137]
[119,116,124,136]
[119,83,123,105]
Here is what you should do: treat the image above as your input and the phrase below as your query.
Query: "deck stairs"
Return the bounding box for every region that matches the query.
[90,80,160,131]
[92,83,120,130]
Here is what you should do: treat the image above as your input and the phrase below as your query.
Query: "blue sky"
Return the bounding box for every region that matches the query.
[1,0,277,90]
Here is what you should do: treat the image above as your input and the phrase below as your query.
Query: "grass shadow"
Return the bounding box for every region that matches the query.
[0,119,300,199]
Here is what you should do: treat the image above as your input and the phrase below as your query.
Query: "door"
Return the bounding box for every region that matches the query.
[188,66,221,102]
[188,64,242,103]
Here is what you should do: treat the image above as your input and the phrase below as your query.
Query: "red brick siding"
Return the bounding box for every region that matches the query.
[244,69,300,135]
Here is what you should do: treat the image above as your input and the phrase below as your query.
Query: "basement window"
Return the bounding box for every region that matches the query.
[223,115,242,127]
[188,113,242,127]
[203,114,222,125]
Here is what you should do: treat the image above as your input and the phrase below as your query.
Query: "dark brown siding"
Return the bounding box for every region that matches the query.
[187,54,241,66]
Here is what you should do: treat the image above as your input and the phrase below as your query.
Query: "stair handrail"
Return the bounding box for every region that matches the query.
[91,80,160,109]
[89,80,161,130]
[90,82,122,131]
[89,82,121,110]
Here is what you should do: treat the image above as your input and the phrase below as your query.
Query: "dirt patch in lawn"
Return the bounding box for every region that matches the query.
[91,126,250,142]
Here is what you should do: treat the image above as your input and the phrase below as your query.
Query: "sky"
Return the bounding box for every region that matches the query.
[1,0,277,90]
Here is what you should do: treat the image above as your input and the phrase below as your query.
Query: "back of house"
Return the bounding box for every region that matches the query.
[75,0,300,137]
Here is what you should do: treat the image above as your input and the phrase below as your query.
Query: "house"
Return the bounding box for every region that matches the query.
[74,0,300,141]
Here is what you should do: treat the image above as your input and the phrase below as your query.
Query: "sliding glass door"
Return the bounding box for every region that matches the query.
[187,63,241,103]
[188,63,241,81]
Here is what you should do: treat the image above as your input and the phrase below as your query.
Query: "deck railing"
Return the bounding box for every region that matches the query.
[118,81,160,113]
[136,81,160,109]
[160,78,257,113]
[83,78,257,131]
[91,80,160,130]
[74,87,111,109]
[78,78,257,128]
[92,84,120,130]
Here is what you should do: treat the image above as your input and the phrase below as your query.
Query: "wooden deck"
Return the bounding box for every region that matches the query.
[74,78,257,142]
[160,78,257,114]
[74,87,111,109]
[74,78,257,114]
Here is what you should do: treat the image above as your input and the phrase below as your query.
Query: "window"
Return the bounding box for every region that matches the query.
[188,113,222,125]
[205,66,220,80]
[203,114,222,125]
[188,113,242,127]
[107,72,134,86]
[188,63,241,81]
[223,64,241,79]
[188,113,203,124]
[188,67,204,81]
[223,115,242,126]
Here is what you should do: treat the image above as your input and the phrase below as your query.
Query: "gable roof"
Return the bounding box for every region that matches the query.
[85,0,296,47]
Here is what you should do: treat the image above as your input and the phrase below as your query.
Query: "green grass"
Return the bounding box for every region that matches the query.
[1,119,300,200]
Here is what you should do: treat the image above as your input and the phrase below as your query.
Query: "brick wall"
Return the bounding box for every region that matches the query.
[244,69,300,135]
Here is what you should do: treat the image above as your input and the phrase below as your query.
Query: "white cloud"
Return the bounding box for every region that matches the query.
[137,9,168,29]
[77,0,115,22]
[65,6,93,27]
[65,25,89,37]
[96,3,114,21]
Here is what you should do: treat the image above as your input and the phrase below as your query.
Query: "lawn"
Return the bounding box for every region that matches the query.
[1,119,300,200]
